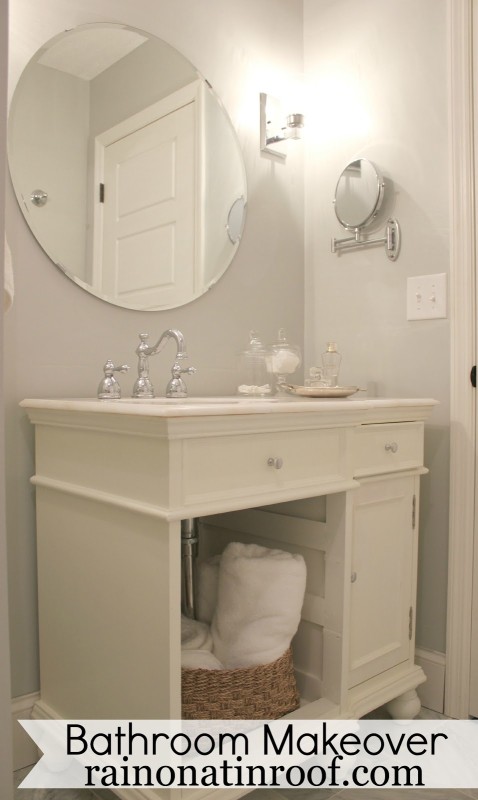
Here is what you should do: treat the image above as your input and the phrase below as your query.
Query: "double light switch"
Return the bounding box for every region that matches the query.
[406,273,447,320]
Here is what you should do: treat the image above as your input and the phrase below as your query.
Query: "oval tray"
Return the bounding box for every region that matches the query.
[284,384,359,398]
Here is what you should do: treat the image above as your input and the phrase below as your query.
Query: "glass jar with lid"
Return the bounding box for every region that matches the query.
[267,328,302,391]
[237,331,272,396]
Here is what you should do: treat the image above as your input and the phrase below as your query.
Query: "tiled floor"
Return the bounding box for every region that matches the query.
[14,708,475,800]
[248,708,477,800]
[14,767,116,800]
[250,793,478,800]
[13,767,116,800]
[13,767,478,800]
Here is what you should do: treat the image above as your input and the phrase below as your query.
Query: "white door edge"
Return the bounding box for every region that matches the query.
[445,0,477,719]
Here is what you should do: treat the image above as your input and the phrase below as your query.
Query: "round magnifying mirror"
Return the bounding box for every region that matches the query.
[7,23,247,311]
[334,158,385,230]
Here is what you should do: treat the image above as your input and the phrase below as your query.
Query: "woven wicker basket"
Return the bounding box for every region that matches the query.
[182,647,300,720]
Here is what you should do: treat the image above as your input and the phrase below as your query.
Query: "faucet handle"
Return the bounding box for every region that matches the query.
[171,363,197,380]
[103,359,130,375]
[174,365,197,377]
[166,363,197,398]
[97,359,130,400]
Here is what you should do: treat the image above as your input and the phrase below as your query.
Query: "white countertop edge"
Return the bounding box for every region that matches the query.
[20,396,439,418]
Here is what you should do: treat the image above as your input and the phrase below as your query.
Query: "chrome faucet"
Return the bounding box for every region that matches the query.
[132,329,196,398]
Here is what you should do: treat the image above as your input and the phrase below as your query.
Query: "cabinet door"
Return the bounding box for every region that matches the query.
[349,475,417,688]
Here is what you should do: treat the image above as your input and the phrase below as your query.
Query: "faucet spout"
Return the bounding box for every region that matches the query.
[145,328,188,359]
[132,329,196,399]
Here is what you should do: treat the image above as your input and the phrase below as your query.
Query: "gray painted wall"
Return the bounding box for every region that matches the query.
[303,0,450,653]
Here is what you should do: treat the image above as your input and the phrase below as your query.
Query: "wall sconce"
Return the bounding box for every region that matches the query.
[260,93,304,158]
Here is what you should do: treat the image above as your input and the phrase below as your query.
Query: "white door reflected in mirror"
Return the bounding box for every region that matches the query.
[98,91,196,308]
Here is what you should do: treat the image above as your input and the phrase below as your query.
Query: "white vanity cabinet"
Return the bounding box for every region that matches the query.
[21,396,435,754]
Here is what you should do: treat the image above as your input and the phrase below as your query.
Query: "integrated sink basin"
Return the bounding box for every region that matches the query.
[114,397,278,406]
[118,396,245,404]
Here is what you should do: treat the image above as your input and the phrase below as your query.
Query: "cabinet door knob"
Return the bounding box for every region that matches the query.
[267,456,283,469]
[351,572,357,583]
[384,442,398,453]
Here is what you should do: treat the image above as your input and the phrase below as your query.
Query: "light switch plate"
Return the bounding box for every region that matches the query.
[406,273,447,320]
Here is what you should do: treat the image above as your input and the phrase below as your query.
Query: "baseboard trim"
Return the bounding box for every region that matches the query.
[415,647,446,714]
[11,691,40,771]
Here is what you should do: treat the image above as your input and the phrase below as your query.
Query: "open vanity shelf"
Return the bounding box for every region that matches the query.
[21,395,436,797]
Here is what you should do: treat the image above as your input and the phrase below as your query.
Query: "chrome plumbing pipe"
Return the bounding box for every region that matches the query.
[181,518,199,619]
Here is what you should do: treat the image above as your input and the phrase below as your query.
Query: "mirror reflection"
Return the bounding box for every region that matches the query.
[334,158,384,230]
[7,23,247,310]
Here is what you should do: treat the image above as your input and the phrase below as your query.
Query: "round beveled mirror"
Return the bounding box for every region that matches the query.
[334,158,384,230]
[7,23,247,310]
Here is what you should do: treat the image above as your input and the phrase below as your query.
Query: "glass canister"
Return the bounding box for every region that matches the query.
[267,328,302,391]
[237,331,272,396]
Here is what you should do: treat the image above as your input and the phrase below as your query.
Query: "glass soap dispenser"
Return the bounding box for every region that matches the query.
[321,342,342,387]
[237,331,272,396]
[267,328,302,391]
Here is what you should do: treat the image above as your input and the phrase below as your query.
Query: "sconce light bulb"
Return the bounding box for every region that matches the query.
[286,113,304,129]
[285,113,304,140]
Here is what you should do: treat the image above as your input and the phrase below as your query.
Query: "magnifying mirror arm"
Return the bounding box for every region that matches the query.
[332,218,401,262]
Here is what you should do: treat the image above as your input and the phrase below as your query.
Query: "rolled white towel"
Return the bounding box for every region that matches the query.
[181,649,224,671]
[181,615,213,651]
[211,541,306,669]
[196,555,221,624]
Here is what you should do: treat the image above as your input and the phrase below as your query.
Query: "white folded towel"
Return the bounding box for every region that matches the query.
[196,555,221,624]
[211,542,306,669]
[181,649,224,670]
[4,237,14,312]
[181,615,213,651]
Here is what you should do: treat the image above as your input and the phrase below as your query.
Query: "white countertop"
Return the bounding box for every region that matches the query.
[20,395,439,418]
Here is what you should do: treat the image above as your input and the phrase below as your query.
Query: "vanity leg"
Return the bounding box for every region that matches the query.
[385,689,421,719]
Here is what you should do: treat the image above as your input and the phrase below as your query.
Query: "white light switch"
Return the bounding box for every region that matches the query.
[406,273,447,320]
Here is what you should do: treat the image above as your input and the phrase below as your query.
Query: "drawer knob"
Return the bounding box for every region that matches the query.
[351,571,357,583]
[385,442,398,453]
[267,456,283,470]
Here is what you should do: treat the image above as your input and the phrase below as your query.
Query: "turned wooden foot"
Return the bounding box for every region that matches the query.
[385,689,421,719]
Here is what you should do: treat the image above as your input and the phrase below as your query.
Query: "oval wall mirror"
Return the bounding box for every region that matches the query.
[334,158,384,230]
[7,23,247,310]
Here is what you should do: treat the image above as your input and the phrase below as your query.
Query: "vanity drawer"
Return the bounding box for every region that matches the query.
[353,422,424,477]
[180,427,350,507]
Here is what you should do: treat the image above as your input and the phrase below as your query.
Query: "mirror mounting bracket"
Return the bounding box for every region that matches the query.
[331,217,401,261]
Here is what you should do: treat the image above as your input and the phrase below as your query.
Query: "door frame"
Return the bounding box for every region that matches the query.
[445,0,477,718]
[0,0,14,793]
